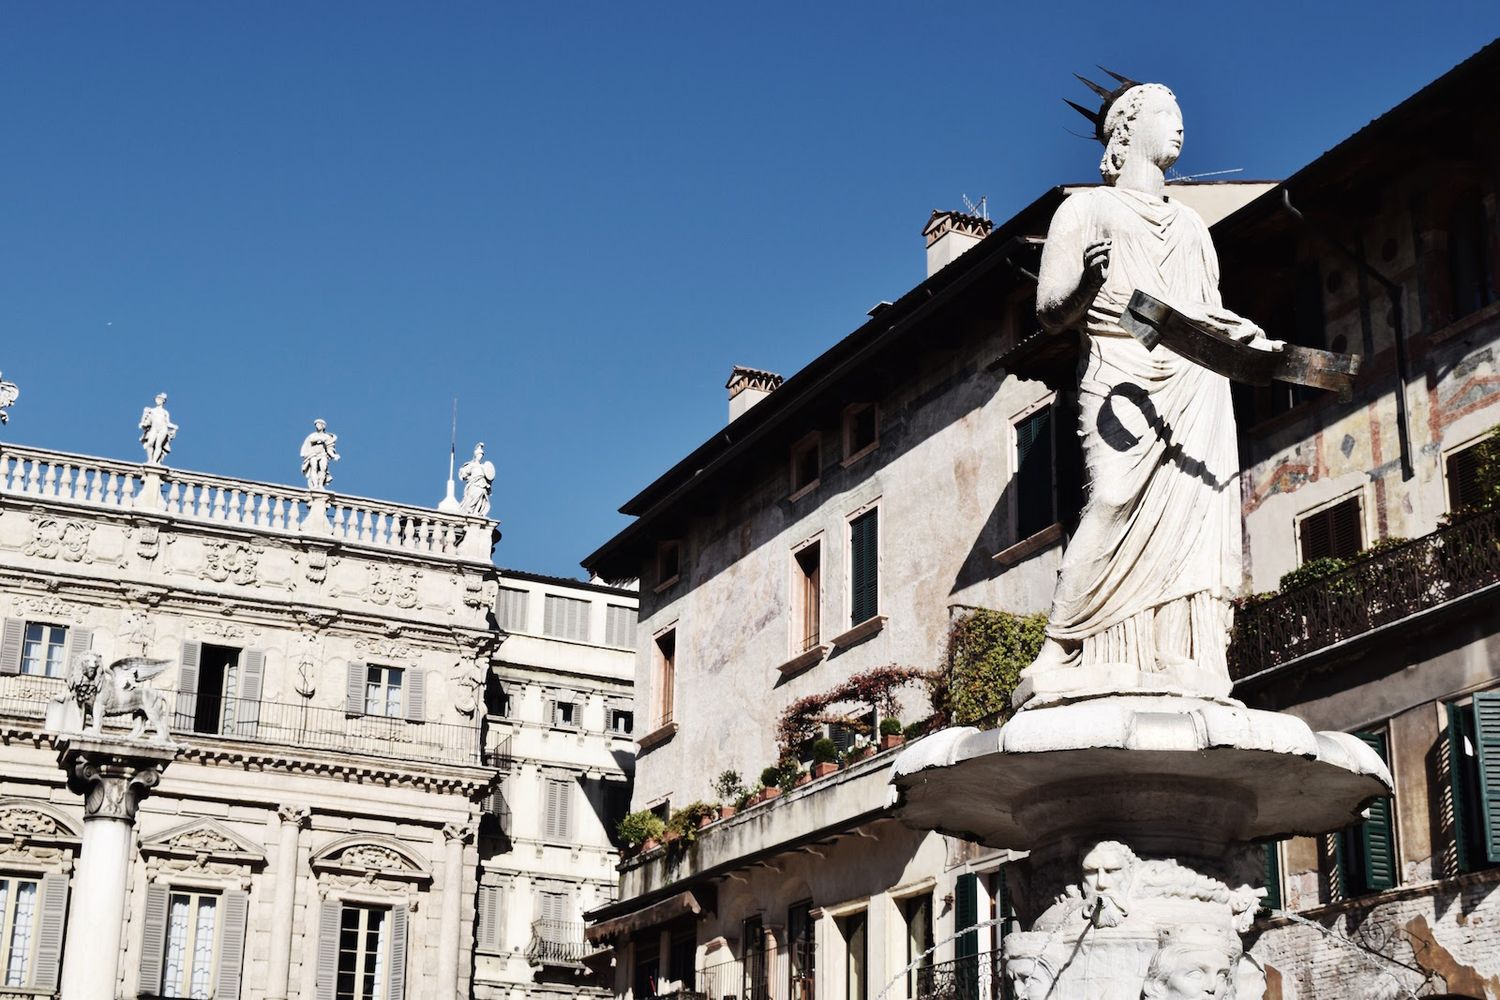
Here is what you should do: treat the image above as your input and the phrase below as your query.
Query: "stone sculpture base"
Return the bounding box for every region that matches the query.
[889,695,1392,999]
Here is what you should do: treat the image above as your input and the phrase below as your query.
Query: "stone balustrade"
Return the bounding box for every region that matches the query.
[0,444,493,561]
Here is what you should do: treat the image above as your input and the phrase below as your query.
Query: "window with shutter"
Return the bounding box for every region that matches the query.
[0,619,24,676]
[544,777,573,841]
[386,906,408,1000]
[793,542,822,654]
[160,890,221,999]
[334,904,392,1000]
[1336,730,1396,895]
[543,595,591,643]
[1261,842,1283,912]
[1299,496,1364,563]
[653,629,676,729]
[215,890,248,1000]
[1446,442,1492,512]
[235,650,265,737]
[30,873,66,994]
[20,622,71,678]
[1470,692,1500,867]
[497,587,530,633]
[138,883,171,996]
[953,872,979,1000]
[0,874,43,989]
[849,508,879,627]
[177,641,203,730]
[604,604,637,649]
[1015,405,1057,541]
[315,900,341,1000]
[477,886,504,954]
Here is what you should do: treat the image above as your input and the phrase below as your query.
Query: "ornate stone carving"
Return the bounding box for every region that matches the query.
[310,836,432,886]
[450,658,481,717]
[0,806,62,836]
[62,743,173,822]
[25,516,94,563]
[13,595,79,623]
[303,546,332,584]
[204,541,260,586]
[1141,926,1239,1000]
[194,619,254,641]
[355,637,412,660]
[118,611,152,655]
[47,652,173,743]
[367,565,420,609]
[344,845,406,870]
[443,820,476,844]
[0,371,17,424]
[134,524,161,562]
[278,805,311,827]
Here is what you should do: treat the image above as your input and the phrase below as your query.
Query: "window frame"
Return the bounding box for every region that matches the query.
[1010,394,1059,543]
[608,708,634,736]
[652,625,677,731]
[1295,490,1367,565]
[364,664,406,719]
[19,622,68,678]
[846,500,881,630]
[0,873,41,989]
[161,889,222,1000]
[1443,434,1493,513]
[841,403,880,466]
[654,541,683,593]
[336,902,391,1000]
[789,431,823,500]
[791,534,824,656]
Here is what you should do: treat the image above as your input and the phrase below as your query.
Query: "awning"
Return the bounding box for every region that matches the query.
[586,888,714,943]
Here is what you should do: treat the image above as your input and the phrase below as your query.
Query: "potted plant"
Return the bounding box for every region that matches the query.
[618,810,666,855]
[677,800,719,833]
[879,717,905,750]
[714,771,745,819]
[759,766,784,802]
[810,737,840,778]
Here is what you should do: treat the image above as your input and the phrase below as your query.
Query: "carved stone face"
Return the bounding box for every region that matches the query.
[314,419,327,432]
[154,393,168,406]
[1128,88,1184,169]
[1003,957,1054,1000]
[1144,945,1235,1000]
[1081,842,1130,926]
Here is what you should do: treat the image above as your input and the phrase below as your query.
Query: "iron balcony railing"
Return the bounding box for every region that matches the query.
[1229,507,1500,680]
[483,733,515,771]
[913,954,1005,1000]
[526,919,590,966]
[0,682,481,765]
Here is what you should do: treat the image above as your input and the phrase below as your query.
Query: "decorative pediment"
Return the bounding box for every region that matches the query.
[140,818,266,869]
[0,800,81,845]
[310,834,432,886]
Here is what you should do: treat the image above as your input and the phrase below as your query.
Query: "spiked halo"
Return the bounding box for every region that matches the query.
[1065,66,1142,144]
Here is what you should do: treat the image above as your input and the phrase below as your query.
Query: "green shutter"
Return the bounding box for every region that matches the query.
[850,509,879,627]
[1261,842,1282,913]
[1475,692,1500,865]
[1448,701,1476,873]
[954,872,978,1000]
[1354,730,1396,892]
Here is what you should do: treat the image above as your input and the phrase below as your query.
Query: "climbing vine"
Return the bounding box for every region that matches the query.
[932,607,1048,729]
[775,665,930,758]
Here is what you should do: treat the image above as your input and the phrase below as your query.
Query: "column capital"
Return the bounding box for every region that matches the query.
[443,820,477,845]
[277,804,312,828]
[58,737,177,823]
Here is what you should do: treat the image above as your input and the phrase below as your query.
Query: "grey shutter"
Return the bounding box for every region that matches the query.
[215,889,249,999]
[176,640,202,730]
[236,650,265,736]
[1475,691,1500,864]
[31,872,68,993]
[0,618,24,675]
[64,626,94,671]
[386,905,408,1000]
[477,886,503,954]
[404,669,426,723]
[542,780,558,840]
[346,661,365,717]
[560,777,574,840]
[315,899,341,1000]
[138,883,171,996]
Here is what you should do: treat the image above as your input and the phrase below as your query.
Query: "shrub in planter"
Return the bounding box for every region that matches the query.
[811,760,839,779]
[618,810,666,850]
[713,770,745,802]
[811,738,839,765]
[760,766,783,788]
[667,801,718,842]
[878,717,905,749]
[776,760,803,795]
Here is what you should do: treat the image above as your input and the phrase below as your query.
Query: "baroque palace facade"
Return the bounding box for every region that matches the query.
[583,40,1500,1000]
[0,437,636,998]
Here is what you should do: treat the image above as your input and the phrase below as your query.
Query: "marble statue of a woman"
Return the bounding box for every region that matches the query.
[1019,80,1281,705]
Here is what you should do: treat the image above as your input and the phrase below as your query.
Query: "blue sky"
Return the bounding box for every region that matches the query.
[0,5,1495,577]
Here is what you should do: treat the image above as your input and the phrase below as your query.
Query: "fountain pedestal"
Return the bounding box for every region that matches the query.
[891,695,1390,998]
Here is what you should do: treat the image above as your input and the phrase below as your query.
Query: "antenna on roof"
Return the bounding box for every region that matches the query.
[438,397,461,512]
[962,194,989,220]
[1165,167,1245,183]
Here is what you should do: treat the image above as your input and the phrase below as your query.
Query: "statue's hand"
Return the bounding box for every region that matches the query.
[1082,239,1112,288]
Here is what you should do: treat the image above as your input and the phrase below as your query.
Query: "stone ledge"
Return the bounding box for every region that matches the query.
[992,522,1063,567]
[636,722,678,752]
[775,645,828,678]
[830,615,886,651]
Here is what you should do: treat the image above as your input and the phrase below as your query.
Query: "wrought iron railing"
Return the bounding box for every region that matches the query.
[483,733,515,771]
[526,919,590,966]
[914,954,1005,1000]
[0,681,481,765]
[1229,507,1500,680]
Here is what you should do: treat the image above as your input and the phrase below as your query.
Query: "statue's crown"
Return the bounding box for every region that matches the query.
[1065,66,1141,143]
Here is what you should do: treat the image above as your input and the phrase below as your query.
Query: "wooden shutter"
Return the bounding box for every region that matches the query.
[176,640,203,729]
[345,661,365,717]
[32,872,68,993]
[1262,842,1283,912]
[1015,406,1056,540]
[1447,445,1486,511]
[236,650,265,736]
[559,777,574,840]
[1474,691,1500,865]
[64,626,94,670]
[849,509,879,627]
[954,872,978,999]
[404,668,426,723]
[1448,701,1477,873]
[215,889,249,999]
[544,778,564,841]
[1300,497,1363,563]
[0,618,25,675]
[497,587,529,632]
[477,886,503,954]
[315,899,341,1000]
[386,905,409,1000]
[1354,730,1396,891]
[138,883,171,996]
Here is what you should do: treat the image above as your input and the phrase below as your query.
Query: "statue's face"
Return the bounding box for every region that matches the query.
[155,394,167,405]
[1130,89,1184,169]
[1148,948,1234,1000]
[315,420,326,431]
[1082,844,1126,895]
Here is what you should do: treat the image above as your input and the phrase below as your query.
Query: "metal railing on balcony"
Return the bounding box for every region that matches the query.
[0,444,487,559]
[0,681,480,765]
[1229,507,1500,680]
[526,919,590,966]
[483,733,514,771]
[913,954,1005,1000]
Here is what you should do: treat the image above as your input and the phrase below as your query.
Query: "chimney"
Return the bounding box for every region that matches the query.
[922,210,993,276]
[726,365,784,423]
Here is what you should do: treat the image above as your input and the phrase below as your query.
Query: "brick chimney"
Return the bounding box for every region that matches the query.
[726,365,783,423]
[922,210,993,276]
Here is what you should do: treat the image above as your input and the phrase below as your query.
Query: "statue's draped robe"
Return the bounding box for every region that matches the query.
[1045,186,1241,675]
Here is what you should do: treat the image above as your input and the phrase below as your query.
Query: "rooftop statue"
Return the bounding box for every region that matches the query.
[458,442,495,517]
[139,392,178,466]
[300,418,340,490]
[1020,75,1284,705]
[0,371,17,424]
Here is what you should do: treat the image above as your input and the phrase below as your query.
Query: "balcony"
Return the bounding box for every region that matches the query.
[913,954,1005,1000]
[1229,508,1500,681]
[526,919,590,967]
[483,733,515,771]
[0,444,491,561]
[0,682,482,766]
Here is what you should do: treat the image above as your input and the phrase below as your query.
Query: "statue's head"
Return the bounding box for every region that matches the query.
[314,419,327,432]
[1099,83,1182,184]
[154,392,168,405]
[1141,927,1239,1000]
[77,651,103,677]
[1002,933,1059,1000]
[1081,840,1135,927]
[473,442,485,459]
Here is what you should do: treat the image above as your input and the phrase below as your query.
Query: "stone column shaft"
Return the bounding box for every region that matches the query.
[437,822,475,999]
[267,805,310,1000]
